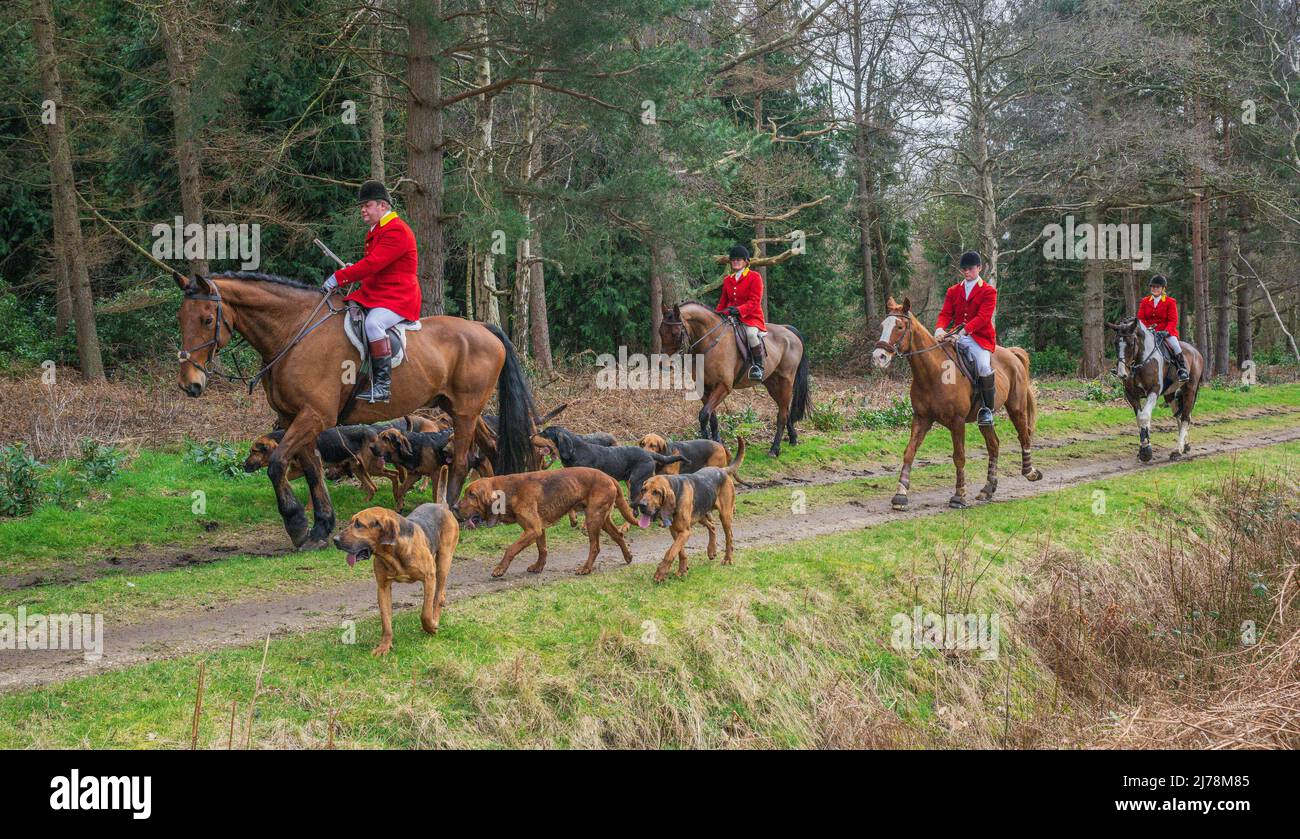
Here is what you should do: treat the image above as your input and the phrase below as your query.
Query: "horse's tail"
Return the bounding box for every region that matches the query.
[787,326,811,423]
[485,323,537,475]
[1010,347,1037,435]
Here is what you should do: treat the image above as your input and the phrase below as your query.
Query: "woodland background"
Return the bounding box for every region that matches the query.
[2,0,1300,381]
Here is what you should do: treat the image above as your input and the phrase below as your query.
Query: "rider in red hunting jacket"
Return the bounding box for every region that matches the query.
[322,180,421,403]
[716,243,767,380]
[1136,274,1189,381]
[934,250,999,426]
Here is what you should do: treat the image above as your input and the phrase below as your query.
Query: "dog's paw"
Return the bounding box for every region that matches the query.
[490,567,507,578]
[527,561,546,573]
[370,641,392,657]
[575,565,593,576]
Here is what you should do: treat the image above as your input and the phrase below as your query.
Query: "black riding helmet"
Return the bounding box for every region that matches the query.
[959,250,982,269]
[729,244,751,262]
[1149,274,1168,288]
[358,180,393,205]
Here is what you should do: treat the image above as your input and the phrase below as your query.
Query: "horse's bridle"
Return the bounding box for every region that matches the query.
[177,284,234,377]
[178,279,344,393]
[1114,320,1153,377]
[875,315,962,359]
[662,312,729,357]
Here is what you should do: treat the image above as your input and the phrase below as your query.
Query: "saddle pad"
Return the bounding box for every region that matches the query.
[342,303,421,368]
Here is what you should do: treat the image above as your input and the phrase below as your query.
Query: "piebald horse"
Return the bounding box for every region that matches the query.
[659,301,810,456]
[872,296,1042,510]
[1107,316,1203,461]
[175,271,536,549]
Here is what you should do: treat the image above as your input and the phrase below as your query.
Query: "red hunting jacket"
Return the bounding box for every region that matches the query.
[332,211,422,322]
[1137,293,1179,338]
[715,267,766,330]
[936,278,997,351]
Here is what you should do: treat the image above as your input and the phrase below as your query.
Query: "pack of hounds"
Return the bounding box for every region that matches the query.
[244,406,745,655]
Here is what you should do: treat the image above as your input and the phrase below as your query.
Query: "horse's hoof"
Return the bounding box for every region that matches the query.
[768,447,780,458]
[287,518,310,548]
[890,494,909,511]
[299,538,329,552]
[1168,450,1181,461]
[1022,468,1042,482]
[948,495,967,509]
[1138,447,1153,463]
[976,482,997,502]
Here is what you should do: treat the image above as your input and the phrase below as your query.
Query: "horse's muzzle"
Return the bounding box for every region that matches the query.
[871,348,892,368]
[180,381,205,398]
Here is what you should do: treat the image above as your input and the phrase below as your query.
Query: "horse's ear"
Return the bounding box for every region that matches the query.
[174,271,192,291]
[1105,322,1119,330]
[672,303,681,317]
[902,296,912,314]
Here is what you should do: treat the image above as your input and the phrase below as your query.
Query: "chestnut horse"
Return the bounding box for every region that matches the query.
[659,301,810,457]
[1107,316,1203,462]
[872,296,1042,510]
[175,271,535,549]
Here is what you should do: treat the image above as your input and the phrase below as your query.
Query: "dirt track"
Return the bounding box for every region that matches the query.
[3,422,1298,693]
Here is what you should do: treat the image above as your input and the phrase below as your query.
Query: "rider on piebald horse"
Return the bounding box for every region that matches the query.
[1136,274,1190,382]
[715,244,767,381]
[321,180,420,403]
[934,250,999,426]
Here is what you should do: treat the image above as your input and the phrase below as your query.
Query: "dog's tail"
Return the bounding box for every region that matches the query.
[612,487,640,527]
[788,326,811,423]
[434,464,449,503]
[536,402,568,427]
[724,436,746,475]
[650,452,687,467]
[485,323,537,475]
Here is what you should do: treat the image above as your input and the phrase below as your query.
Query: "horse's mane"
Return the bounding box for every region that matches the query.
[206,270,318,291]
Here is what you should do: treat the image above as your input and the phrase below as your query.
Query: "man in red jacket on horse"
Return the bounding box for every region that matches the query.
[934,250,999,426]
[715,244,767,380]
[322,180,421,403]
[1136,274,1189,382]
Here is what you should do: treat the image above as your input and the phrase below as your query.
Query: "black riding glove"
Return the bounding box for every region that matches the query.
[727,306,740,317]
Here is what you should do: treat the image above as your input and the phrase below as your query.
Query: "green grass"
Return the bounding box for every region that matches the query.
[2,406,1297,626]
[0,440,1294,749]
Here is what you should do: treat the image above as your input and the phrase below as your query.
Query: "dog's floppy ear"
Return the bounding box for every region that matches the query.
[397,432,413,459]
[378,514,399,546]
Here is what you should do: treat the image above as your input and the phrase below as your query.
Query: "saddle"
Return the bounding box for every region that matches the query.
[725,316,766,380]
[341,302,421,369]
[1151,330,1184,394]
[944,338,991,414]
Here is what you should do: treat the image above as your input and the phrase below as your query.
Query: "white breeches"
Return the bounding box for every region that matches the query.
[743,325,767,348]
[1165,335,1181,354]
[956,334,993,376]
[364,307,404,341]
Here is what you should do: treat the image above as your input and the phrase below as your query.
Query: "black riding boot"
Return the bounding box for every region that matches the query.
[748,340,765,381]
[1173,350,1190,382]
[977,373,996,426]
[359,338,392,403]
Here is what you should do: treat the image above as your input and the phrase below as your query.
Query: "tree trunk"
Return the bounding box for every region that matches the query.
[470,0,500,326]
[1121,207,1137,315]
[52,204,71,338]
[1214,196,1232,374]
[1236,206,1253,366]
[160,4,209,278]
[528,229,552,371]
[405,0,445,315]
[32,0,103,379]
[368,1,386,184]
[853,120,876,320]
[1079,201,1105,377]
[1191,186,1211,377]
[649,241,663,353]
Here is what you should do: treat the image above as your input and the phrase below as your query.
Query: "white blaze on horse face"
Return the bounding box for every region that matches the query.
[873,316,898,368]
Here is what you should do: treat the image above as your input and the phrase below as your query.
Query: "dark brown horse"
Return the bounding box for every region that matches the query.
[1107,316,1203,461]
[872,297,1042,510]
[175,271,535,549]
[659,301,810,457]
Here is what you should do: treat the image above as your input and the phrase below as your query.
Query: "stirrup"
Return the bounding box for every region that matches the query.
[748,363,764,381]
[977,407,994,426]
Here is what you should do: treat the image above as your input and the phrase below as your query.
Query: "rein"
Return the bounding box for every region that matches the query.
[664,313,730,357]
[876,316,965,359]
[179,282,345,394]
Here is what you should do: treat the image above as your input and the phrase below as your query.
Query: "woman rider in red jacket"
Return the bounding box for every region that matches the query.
[715,244,767,380]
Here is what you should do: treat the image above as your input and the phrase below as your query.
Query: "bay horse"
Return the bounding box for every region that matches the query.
[659,301,810,457]
[175,271,535,549]
[872,296,1042,510]
[1107,316,1203,462]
